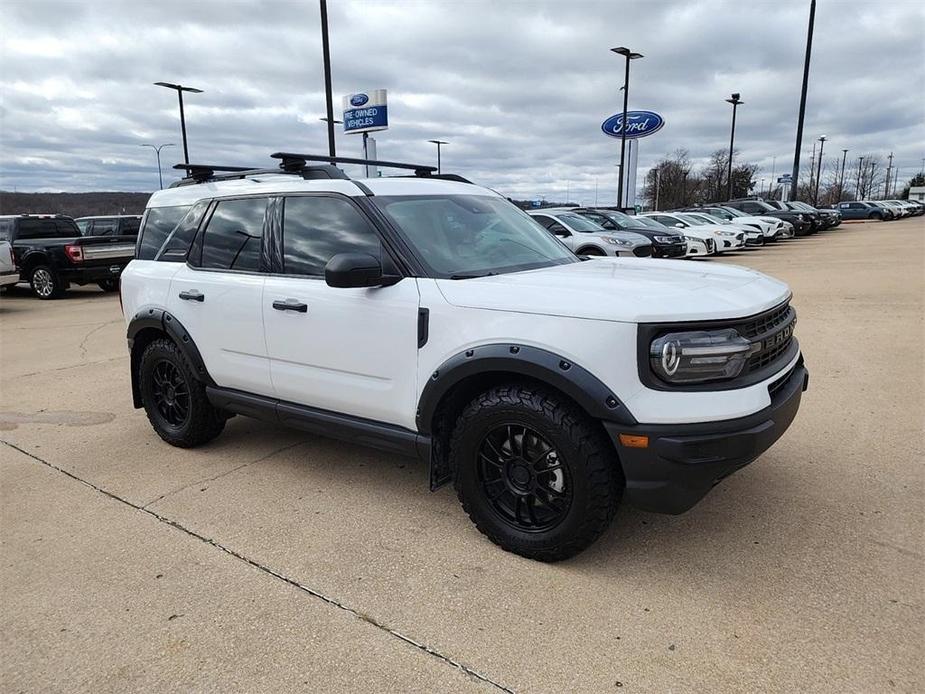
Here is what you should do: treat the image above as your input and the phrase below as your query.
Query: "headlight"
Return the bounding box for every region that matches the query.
[650,329,753,384]
[683,235,700,243]
[717,230,736,236]
[654,235,678,244]
[602,236,632,246]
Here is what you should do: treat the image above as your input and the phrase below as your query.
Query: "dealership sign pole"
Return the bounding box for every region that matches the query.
[602,110,664,209]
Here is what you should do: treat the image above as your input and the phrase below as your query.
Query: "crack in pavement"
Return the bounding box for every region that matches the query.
[0,439,515,693]
[77,320,122,360]
[3,355,127,381]
[141,439,311,509]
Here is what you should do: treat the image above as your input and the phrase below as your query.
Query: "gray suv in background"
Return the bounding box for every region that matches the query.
[527,208,652,257]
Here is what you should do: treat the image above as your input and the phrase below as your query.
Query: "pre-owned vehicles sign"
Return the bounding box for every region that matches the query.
[342,89,388,134]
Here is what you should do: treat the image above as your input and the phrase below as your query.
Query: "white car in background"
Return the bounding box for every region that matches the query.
[0,240,19,289]
[638,213,717,257]
[643,212,744,253]
[697,206,787,241]
[629,214,714,257]
[683,212,764,247]
[527,209,653,258]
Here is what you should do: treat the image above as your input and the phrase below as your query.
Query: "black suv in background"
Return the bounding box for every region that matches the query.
[0,214,136,298]
[75,215,142,237]
[724,199,813,235]
[571,207,688,258]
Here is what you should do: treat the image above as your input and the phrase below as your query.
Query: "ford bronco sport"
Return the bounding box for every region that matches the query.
[120,153,808,561]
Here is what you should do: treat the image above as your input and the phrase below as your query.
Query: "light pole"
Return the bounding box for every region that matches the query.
[319,0,336,157]
[838,149,848,201]
[856,156,865,199]
[725,93,744,200]
[140,143,175,190]
[790,0,816,201]
[611,47,643,209]
[428,139,448,174]
[153,82,203,166]
[884,152,894,198]
[813,135,826,205]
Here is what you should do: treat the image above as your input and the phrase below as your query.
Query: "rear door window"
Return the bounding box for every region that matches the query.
[157,201,209,262]
[199,197,268,272]
[137,206,192,260]
[119,217,141,236]
[90,219,118,236]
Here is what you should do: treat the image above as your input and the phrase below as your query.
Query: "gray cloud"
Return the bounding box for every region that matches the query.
[1,0,923,203]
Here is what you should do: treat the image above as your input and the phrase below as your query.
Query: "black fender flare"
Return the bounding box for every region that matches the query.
[127,308,214,408]
[415,343,636,435]
[17,248,52,277]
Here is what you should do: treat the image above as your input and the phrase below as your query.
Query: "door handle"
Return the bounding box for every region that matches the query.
[272,299,308,313]
[179,289,204,302]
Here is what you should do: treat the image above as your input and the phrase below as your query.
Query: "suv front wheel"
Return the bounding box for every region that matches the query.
[139,338,226,447]
[450,383,622,561]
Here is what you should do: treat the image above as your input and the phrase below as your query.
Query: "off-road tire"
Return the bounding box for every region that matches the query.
[139,338,225,447]
[29,265,65,299]
[450,383,622,561]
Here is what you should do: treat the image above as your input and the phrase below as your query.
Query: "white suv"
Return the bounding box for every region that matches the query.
[121,153,808,561]
[526,208,652,258]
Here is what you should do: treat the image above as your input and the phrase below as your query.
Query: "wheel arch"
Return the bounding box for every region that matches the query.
[127,308,214,408]
[18,249,52,276]
[418,344,635,489]
[575,245,606,256]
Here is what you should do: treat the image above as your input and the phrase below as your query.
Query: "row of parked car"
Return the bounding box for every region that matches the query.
[525,196,855,259]
[835,199,924,221]
[0,214,140,298]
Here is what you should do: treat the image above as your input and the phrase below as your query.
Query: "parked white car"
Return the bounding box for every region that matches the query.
[0,240,18,288]
[683,212,764,247]
[119,153,807,561]
[630,214,714,257]
[643,212,744,253]
[697,206,786,241]
[527,209,652,258]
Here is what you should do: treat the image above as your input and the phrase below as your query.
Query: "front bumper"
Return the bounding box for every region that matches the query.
[652,243,687,258]
[603,358,809,515]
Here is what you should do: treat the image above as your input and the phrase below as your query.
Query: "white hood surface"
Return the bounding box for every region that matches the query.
[436,257,790,323]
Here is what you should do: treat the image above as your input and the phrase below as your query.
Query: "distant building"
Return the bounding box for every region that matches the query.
[909,186,925,202]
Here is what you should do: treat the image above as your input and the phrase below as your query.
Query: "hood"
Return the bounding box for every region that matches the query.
[603,230,650,245]
[436,257,790,323]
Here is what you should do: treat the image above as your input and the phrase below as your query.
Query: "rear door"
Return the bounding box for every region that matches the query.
[262,194,419,428]
[167,196,272,397]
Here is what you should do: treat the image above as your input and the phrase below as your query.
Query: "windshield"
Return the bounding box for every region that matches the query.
[556,212,603,233]
[677,213,710,226]
[693,213,727,224]
[598,210,636,227]
[632,216,672,230]
[372,194,578,278]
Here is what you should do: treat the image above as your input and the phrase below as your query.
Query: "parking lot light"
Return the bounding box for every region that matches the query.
[611,47,643,209]
[428,140,449,174]
[813,136,826,205]
[839,149,849,202]
[856,156,865,199]
[725,93,744,200]
[139,143,176,190]
[153,82,203,166]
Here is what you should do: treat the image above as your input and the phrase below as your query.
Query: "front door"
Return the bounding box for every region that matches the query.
[262,195,420,429]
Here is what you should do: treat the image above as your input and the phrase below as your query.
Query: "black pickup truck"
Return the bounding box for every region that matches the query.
[0,214,136,299]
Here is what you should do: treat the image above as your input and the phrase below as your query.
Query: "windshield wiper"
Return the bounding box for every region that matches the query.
[449,271,497,280]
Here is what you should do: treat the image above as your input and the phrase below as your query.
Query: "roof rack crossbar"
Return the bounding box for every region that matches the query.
[271,151,437,176]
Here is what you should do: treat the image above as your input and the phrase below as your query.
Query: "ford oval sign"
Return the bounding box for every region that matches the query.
[350,93,369,107]
[601,110,665,139]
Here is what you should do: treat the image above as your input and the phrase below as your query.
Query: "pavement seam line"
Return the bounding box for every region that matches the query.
[0,438,515,694]
[141,439,311,509]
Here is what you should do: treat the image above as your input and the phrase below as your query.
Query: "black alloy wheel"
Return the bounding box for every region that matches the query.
[150,359,191,428]
[477,424,572,532]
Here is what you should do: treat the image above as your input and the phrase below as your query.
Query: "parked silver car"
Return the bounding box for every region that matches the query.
[527,208,652,257]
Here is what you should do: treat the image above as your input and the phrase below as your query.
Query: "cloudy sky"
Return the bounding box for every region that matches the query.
[1,0,923,203]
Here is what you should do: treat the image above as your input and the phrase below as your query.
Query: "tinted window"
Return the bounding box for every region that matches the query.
[531,215,555,229]
[120,218,141,235]
[282,196,380,276]
[18,219,60,239]
[137,206,191,260]
[201,197,267,271]
[557,213,601,232]
[76,220,90,235]
[158,201,209,262]
[0,219,13,241]
[91,219,118,235]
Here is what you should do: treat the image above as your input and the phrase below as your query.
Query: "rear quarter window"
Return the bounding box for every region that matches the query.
[0,219,12,241]
[136,206,192,260]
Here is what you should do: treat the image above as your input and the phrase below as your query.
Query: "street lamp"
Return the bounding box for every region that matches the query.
[813,135,826,205]
[139,143,175,190]
[153,82,203,166]
[839,149,849,202]
[428,140,448,174]
[725,93,744,200]
[856,156,865,199]
[611,47,643,209]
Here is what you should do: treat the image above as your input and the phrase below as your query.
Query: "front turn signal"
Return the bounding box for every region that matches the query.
[618,434,649,448]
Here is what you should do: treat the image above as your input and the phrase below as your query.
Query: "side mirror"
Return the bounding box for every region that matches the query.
[325,252,396,288]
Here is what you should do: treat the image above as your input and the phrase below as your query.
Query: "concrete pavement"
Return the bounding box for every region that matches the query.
[1,217,922,692]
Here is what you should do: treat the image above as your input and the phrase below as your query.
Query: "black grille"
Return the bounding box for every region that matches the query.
[740,303,793,339]
[633,245,652,257]
[742,303,796,374]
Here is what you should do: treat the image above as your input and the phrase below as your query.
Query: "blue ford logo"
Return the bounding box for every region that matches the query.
[350,93,369,107]
[601,110,665,139]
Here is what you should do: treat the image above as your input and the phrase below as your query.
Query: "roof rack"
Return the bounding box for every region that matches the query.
[270,152,437,176]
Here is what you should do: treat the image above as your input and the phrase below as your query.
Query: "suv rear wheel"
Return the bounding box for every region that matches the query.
[139,338,226,447]
[29,265,65,299]
[450,383,622,561]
